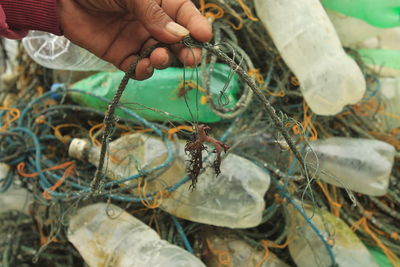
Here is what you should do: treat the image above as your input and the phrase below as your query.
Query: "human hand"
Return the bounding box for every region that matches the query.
[57,0,212,80]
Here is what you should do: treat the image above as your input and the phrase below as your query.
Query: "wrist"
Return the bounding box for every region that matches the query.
[0,0,62,35]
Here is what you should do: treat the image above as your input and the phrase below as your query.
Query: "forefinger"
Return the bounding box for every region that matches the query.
[161,0,212,43]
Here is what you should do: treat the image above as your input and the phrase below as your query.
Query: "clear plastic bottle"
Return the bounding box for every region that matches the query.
[0,163,32,214]
[68,134,271,228]
[288,205,378,267]
[22,31,115,71]
[203,231,289,267]
[307,137,395,196]
[68,203,205,267]
[255,0,366,115]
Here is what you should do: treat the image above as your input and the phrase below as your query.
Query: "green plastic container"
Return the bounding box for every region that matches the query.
[367,246,399,267]
[70,64,239,123]
[358,49,400,70]
[322,0,400,28]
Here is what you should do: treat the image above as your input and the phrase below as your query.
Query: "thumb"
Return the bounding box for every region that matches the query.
[133,0,189,43]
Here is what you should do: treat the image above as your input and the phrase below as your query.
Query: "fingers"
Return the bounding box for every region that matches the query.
[161,0,212,42]
[117,55,154,80]
[131,0,212,43]
[150,48,173,69]
[108,0,211,78]
[135,58,154,80]
[132,0,189,43]
[171,44,202,66]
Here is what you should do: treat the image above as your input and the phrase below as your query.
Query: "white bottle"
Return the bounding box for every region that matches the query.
[22,31,115,71]
[203,232,289,267]
[307,137,395,196]
[68,134,271,228]
[255,0,366,115]
[288,205,378,267]
[68,203,205,267]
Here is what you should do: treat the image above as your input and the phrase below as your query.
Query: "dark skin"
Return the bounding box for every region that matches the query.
[57,0,213,80]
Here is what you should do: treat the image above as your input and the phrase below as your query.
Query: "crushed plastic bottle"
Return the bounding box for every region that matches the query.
[0,163,32,214]
[69,133,271,228]
[321,0,400,28]
[288,205,379,267]
[68,203,205,267]
[69,134,186,192]
[203,231,289,267]
[307,137,395,196]
[22,31,115,71]
[255,0,366,115]
[70,64,239,123]
[161,152,271,228]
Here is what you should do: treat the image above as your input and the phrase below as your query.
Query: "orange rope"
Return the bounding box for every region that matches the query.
[199,0,250,30]
[391,128,400,136]
[235,0,259,21]
[378,110,400,120]
[89,122,104,146]
[137,178,169,209]
[0,107,20,131]
[17,161,75,178]
[204,3,225,21]
[352,98,379,117]
[206,238,232,266]
[199,0,206,15]
[302,102,318,141]
[317,182,342,217]
[167,125,194,140]
[34,217,60,245]
[292,102,318,141]
[264,87,285,97]
[248,68,265,85]
[226,12,244,30]
[257,239,291,267]
[42,162,75,200]
[290,76,300,86]
[177,80,207,94]
[351,216,400,267]
[53,123,83,144]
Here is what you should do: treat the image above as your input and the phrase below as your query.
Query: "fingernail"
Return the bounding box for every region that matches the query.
[166,22,190,37]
